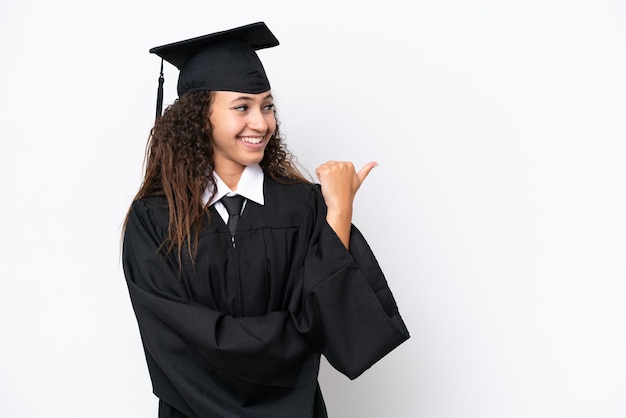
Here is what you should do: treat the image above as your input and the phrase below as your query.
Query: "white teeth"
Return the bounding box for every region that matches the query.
[241,136,262,144]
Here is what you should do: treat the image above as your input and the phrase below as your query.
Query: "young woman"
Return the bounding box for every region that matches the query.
[122,22,409,418]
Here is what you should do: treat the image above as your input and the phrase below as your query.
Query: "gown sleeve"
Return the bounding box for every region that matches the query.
[123,199,315,391]
[292,186,410,379]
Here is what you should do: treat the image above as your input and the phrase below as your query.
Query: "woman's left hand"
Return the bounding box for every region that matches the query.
[315,161,378,248]
[315,161,377,212]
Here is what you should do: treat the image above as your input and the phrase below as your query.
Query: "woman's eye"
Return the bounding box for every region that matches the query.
[264,103,275,111]
[234,105,248,112]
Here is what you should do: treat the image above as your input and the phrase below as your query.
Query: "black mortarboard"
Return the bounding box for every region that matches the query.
[149,22,279,120]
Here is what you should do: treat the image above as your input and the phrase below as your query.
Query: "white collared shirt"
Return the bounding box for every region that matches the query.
[202,164,265,223]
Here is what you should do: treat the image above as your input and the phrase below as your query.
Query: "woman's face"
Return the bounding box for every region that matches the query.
[209,90,276,178]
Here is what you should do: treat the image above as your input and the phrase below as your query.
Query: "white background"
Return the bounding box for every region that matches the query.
[1,1,625,417]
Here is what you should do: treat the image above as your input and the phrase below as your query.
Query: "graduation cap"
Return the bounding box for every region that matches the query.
[149,22,279,120]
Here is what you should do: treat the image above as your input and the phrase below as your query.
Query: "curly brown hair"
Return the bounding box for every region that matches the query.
[123,90,311,265]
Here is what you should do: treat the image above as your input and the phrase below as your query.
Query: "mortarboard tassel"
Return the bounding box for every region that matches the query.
[155,59,164,121]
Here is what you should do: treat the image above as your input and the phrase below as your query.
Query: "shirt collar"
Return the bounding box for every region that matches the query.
[203,164,265,206]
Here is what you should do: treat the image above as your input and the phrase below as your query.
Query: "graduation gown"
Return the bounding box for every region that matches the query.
[122,177,409,417]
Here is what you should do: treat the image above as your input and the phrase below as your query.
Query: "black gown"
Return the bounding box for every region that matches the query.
[122,176,410,417]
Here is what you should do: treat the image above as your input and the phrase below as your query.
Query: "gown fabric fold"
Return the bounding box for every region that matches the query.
[123,177,409,417]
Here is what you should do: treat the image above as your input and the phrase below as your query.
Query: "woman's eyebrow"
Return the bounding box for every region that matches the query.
[228,93,273,104]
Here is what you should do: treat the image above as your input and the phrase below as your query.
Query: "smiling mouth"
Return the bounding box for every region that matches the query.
[240,136,264,144]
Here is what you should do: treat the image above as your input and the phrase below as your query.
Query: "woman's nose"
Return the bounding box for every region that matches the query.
[247,108,269,131]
